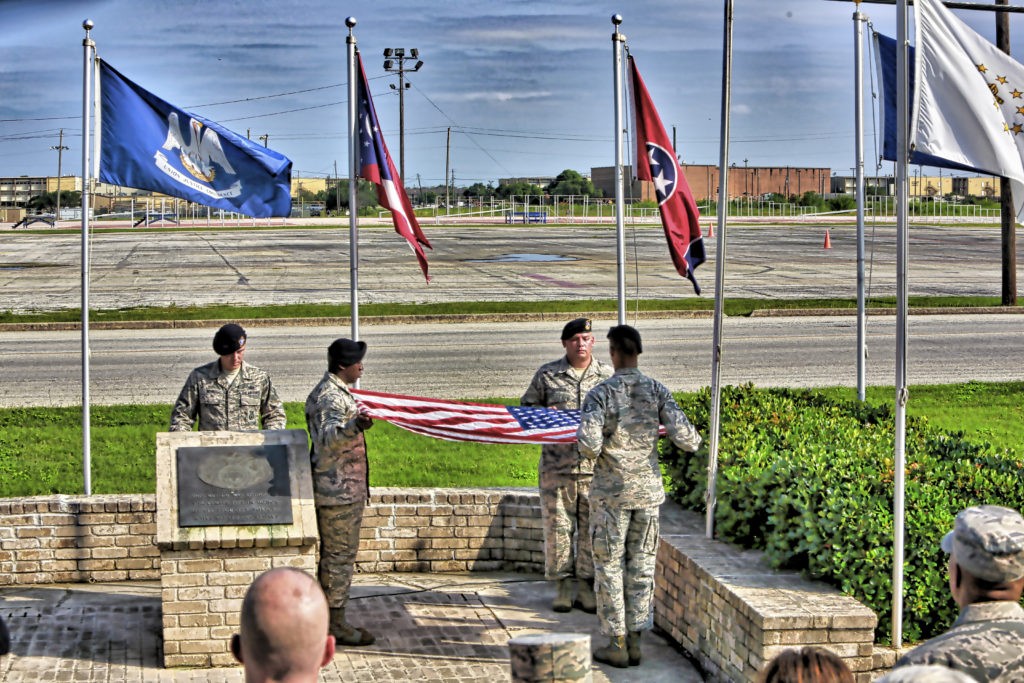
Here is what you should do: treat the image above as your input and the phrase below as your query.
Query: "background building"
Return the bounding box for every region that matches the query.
[591,164,832,203]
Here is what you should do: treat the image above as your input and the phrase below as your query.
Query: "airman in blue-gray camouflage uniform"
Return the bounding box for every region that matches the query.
[522,317,613,613]
[305,338,375,647]
[577,324,701,669]
[170,323,286,432]
[893,504,1024,682]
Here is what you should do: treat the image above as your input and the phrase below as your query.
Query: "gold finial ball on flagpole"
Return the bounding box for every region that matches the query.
[83,18,94,30]
[345,16,356,28]
[611,14,623,26]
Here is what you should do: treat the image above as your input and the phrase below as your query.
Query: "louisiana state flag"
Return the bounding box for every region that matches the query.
[98,60,292,218]
[628,56,705,294]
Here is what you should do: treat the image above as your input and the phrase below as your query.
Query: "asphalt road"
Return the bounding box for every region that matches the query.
[1,222,1021,407]
[1,313,1020,407]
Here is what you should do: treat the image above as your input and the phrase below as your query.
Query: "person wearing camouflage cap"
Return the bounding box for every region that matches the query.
[577,325,702,669]
[892,505,1024,681]
[170,323,286,432]
[521,317,613,614]
[305,338,375,647]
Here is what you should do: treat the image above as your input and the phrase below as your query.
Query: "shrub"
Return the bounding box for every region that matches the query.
[663,385,1024,644]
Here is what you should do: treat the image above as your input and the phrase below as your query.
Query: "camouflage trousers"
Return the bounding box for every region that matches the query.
[315,501,365,609]
[590,503,660,637]
[540,474,593,581]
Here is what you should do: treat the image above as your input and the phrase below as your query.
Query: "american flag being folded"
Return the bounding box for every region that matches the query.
[350,388,579,444]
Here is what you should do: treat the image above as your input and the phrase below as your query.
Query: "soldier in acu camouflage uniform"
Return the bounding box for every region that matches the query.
[521,318,613,613]
[305,338,375,647]
[892,505,1024,682]
[577,324,701,669]
[170,323,286,432]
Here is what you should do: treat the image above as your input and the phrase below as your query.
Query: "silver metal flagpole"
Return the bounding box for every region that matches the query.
[611,14,627,325]
[346,17,360,352]
[81,19,95,496]
[854,2,868,402]
[706,0,733,539]
[893,0,910,650]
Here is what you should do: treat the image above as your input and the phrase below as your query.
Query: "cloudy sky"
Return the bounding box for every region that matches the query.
[1,0,1020,186]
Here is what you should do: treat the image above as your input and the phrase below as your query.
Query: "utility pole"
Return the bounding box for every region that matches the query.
[334,160,341,215]
[445,126,451,212]
[997,0,1017,304]
[50,128,69,224]
[383,47,424,181]
[258,134,269,148]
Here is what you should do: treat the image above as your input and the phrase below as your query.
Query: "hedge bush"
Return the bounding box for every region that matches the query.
[664,384,1024,644]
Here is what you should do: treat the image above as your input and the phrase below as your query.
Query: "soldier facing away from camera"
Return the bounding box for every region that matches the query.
[892,505,1024,682]
[577,324,701,668]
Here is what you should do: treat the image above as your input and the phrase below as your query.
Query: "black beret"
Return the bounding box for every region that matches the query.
[607,324,643,355]
[561,318,592,340]
[328,338,367,367]
[212,324,246,355]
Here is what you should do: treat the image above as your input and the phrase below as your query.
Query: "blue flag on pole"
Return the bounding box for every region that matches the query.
[875,32,984,172]
[875,0,1024,218]
[99,60,292,218]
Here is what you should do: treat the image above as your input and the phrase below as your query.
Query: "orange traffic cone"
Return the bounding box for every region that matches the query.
[823,229,832,249]
[706,222,714,238]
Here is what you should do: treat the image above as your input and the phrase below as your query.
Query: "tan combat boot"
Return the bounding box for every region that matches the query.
[626,630,642,666]
[551,578,574,613]
[593,635,629,668]
[329,607,376,646]
[574,578,596,613]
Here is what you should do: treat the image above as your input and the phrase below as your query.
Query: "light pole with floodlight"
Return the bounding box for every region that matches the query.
[383,47,423,181]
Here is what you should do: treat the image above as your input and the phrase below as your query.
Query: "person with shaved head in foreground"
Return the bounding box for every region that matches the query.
[231,568,336,683]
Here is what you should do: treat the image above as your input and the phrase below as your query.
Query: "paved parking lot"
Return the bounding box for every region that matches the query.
[0,221,1018,314]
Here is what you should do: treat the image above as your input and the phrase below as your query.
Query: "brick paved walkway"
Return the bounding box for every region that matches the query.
[0,572,702,682]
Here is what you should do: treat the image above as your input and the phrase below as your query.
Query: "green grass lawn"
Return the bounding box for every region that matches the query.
[0,295,1007,325]
[0,381,1020,497]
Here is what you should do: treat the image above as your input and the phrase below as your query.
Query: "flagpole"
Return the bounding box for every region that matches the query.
[611,14,627,325]
[81,19,95,496]
[346,17,360,350]
[706,0,733,539]
[893,0,910,650]
[854,2,868,402]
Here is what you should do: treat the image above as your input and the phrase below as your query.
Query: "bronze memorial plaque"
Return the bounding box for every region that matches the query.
[176,444,293,527]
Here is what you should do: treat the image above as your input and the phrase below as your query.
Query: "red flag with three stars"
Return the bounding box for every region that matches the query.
[628,55,705,295]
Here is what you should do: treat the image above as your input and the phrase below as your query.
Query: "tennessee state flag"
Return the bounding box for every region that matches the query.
[628,56,705,294]
[356,53,432,282]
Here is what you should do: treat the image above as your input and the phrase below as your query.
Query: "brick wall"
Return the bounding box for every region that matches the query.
[357,488,543,573]
[0,491,894,677]
[0,488,543,586]
[160,546,316,668]
[655,532,892,682]
[0,495,160,585]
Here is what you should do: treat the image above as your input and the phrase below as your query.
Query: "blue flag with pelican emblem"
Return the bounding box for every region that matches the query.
[98,60,292,218]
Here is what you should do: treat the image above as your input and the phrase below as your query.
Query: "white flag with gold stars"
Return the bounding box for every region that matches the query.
[914,0,1024,217]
